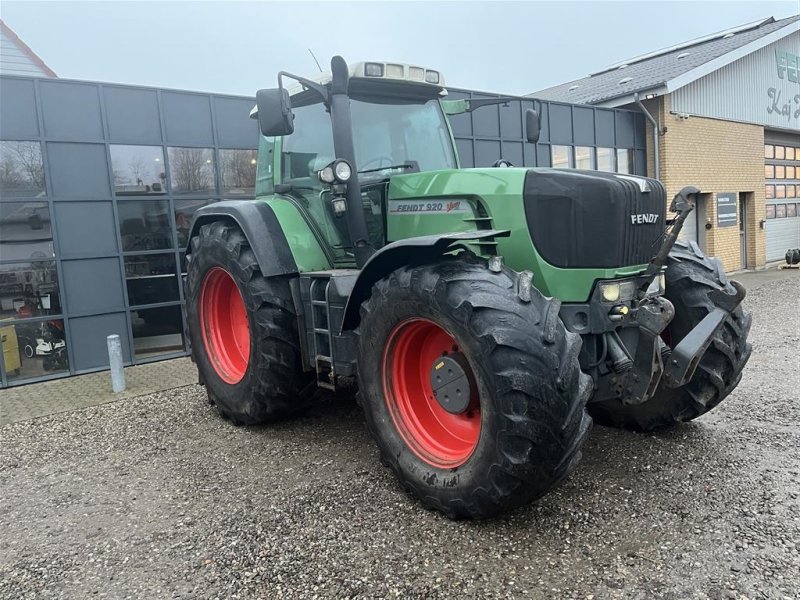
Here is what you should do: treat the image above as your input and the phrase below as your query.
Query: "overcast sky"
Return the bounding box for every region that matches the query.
[2,1,798,97]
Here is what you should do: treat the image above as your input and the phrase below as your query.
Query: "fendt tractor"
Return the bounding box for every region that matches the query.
[185,57,752,519]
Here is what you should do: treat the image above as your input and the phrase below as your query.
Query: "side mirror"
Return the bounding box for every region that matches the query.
[256,88,294,136]
[525,108,541,144]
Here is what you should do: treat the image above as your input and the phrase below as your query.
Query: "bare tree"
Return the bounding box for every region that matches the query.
[169,148,214,192]
[222,150,257,192]
[0,142,44,193]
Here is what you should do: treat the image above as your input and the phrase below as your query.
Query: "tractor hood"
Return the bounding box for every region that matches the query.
[523,169,666,269]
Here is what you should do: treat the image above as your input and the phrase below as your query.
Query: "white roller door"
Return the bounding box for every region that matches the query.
[766,215,800,262]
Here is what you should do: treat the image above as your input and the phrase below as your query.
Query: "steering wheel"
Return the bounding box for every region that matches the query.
[360,156,394,171]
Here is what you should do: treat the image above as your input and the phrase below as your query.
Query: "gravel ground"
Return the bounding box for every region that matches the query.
[1,273,799,599]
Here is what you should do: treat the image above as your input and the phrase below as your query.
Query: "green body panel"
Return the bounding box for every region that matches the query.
[388,168,648,302]
[261,197,332,271]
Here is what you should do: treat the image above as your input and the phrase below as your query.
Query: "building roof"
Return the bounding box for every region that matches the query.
[0,19,57,78]
[530,15,800,106]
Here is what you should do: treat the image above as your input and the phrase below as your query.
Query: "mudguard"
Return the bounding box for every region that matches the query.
[186,200,297,278]
[340,229,510,332]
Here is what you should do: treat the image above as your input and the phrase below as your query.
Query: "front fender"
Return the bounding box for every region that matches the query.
[186,200,297,278]
[339,229,509,332]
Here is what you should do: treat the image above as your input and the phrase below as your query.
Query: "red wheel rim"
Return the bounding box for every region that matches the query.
[199,267,250,384]
[382,319,481,468]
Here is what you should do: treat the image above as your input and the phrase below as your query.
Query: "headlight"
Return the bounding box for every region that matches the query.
[599,280,637,303]
[318,159,352,184]
[333,160,352,182]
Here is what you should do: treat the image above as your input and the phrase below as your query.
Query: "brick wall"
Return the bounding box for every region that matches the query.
[639,96,766,272]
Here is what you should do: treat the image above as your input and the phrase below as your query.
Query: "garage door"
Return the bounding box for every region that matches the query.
[765,209,800,261]
[764,135,800,262]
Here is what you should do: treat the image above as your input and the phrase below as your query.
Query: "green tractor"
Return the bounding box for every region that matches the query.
[185,57,751,518]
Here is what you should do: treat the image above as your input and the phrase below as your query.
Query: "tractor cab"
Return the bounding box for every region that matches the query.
[251,61,464,266]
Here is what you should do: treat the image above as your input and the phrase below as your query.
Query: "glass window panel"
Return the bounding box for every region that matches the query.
[168,147,216,194]
[0,261,61,321]
[766,185,775,199]
[787,147,795,161]
[2,318,68,380]
[597,147,614,172]
[124,253,179,306]
[776,165,785,179]
[574,146,595,170]
[766,204,776,219]
[175,199,213,247]
[0,141,46,197]
[786,166,796,180]
[551,145,571,169]
[787,203,797,218]
[776,185,786,199]
[787,185,796,198]
[110,145,167,196]
[765,164,775,178]
[130,305,185,359]
[775,146,785,160]
[616,149,633,174]
[0,202,53,260]
[764,144,774,159]
[776,204,786,218]
[220,149,257,196]
[117,199,173,251]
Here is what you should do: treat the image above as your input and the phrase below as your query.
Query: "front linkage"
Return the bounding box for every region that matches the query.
[587,187,746,407]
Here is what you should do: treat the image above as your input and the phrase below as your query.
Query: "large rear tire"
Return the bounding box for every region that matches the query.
[588,241,752,431]
[185,221,314,425]
[356,257,593,519]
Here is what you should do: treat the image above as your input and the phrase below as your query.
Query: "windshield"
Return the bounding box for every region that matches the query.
[281,97,456,185]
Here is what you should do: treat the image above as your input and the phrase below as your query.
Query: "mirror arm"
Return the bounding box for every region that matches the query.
[278,71,329,103]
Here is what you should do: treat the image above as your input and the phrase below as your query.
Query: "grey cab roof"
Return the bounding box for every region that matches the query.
[529,15,800,106]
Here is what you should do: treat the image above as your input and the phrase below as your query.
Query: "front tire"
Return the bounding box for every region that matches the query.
[185,221,314,425]
[588,241,752,431]
[356,258,592,519]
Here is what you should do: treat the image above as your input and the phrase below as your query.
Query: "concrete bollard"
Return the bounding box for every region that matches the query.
[107,334,126,393]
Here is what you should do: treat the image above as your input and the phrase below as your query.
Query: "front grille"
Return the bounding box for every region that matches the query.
[523,169,666,269]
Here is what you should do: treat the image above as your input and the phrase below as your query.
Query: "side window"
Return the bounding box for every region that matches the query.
[281,103,334,182]
[255,136,274,196]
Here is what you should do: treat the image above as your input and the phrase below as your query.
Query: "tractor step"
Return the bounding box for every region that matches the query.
[299,270,360,390]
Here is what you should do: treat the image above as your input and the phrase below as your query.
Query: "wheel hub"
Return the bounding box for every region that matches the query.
[429,353,473,414]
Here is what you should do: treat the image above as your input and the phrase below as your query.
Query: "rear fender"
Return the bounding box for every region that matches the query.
[340,229,510,332]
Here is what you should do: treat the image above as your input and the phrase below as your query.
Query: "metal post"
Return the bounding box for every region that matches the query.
[107,334,126,393]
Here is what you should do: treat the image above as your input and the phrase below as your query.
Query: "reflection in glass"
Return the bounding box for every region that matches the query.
[551,145,570,169]
[776,185,786,199]
[787,185,796,198]
[597,147,614,172]
[764,144,774,159]
[0,202,53,260]
[616,149,633,174]
[766,204,775,219]
[788,147,796,161]
[0,141,45,197]
[0,261,60,320]
[575,146,595,170]
[124,253,179,306]
[2,318,68,380]
[175,199,213,246]
[776,146,785,160]
[110,145,167,196]
[776,204,786,218]
[168,147,216,194]
[220,149,257,196]
[765,165,774,178]
[130,305,184,359]
[117,199,173,251]
[787,203,797,218]
[766,185,775,199]
[776,165,785,179]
